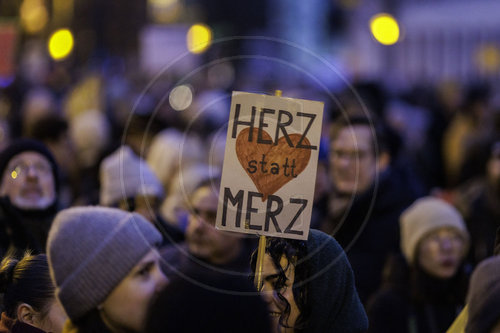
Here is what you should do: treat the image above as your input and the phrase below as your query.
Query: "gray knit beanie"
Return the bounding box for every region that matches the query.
[47,206,162,320]
[99,145,164,206]
[466,256,500,333]
[400,196,469,264]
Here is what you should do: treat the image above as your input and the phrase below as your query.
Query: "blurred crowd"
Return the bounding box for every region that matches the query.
[0,21,500,333]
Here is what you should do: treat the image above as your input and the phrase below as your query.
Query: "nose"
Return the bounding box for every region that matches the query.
[153,264,169,291]
[26,165,39,179]
[259,282,275,304]
[439,237,453,252]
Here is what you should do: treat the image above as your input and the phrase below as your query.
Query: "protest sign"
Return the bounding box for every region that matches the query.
[216,91,324,240]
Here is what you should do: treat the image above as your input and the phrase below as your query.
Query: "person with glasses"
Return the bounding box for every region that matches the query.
[323,114,423,304]
[367,197,470,333]
[0,139,59,256]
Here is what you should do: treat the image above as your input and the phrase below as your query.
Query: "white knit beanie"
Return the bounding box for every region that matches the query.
[99,146,164,206]
[47,206,162,320]
[400,196,469,264]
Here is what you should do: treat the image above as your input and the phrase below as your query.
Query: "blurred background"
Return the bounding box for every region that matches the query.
[1,0,500,206]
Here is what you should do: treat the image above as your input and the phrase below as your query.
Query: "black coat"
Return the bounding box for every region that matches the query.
[466,186,500,265]
[322,166,422,304]
[367,255,468,333]
[0,197,56,256]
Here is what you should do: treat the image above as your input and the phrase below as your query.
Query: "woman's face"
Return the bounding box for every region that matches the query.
[417,227,466,279]
[260,254,300,333]
[100,249,168,332]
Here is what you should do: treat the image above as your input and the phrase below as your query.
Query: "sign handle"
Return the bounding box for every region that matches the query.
[254,235,267,290]
[254,89,283,291]
[446,305,468,333]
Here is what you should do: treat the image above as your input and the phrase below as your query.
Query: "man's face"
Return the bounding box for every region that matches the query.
[0,151,55,209]
[330,125,378,195]
[185,186,242,265]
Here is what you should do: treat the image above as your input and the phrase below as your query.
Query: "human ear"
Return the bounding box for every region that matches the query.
[376,151,390,172]
[17,303,36,325]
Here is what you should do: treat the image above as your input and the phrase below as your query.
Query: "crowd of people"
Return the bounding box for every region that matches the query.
[1,36,500,332]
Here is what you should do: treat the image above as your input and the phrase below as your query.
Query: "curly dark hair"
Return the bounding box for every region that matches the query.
[251,237,311,332]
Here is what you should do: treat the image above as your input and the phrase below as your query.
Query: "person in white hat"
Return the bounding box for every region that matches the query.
[367,196,470,333]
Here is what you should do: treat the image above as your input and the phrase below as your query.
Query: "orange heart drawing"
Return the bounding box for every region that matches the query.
[236,127,311,201]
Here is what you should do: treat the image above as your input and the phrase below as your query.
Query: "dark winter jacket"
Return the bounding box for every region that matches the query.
[153,214,185,246]
[367,255,468,333]
[305,229,368,332]
[323,167,421,304]
[465,185,500,264]
[0,197,56,256]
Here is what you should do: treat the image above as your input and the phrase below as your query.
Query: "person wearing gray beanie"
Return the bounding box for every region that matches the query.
[466,255,500,333]
[367,197,471,333]
[47,206,168,333]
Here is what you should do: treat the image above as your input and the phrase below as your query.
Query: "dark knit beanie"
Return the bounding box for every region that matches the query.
[0,139,59,192]
[47,206,162,320]
[466,255,500,333]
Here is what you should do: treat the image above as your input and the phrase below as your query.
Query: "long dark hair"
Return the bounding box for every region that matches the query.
[0,252,54,319]
[251,237,311,332]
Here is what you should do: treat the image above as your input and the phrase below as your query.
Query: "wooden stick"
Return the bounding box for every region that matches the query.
[254,235,267,290]
[253,89,283,290]
[446,305,468,333]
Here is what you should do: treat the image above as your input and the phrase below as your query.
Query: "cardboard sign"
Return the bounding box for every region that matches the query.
[216,91,324,240]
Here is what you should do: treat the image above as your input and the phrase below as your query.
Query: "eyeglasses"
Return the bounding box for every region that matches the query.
[10,162,52,179]
[331,149,371,161]
[191,208,217,226]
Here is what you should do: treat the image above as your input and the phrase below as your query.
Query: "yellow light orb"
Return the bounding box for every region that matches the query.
[11,170,17,179]
[48,29,74,60]
[187,24,212,54]
[370,13,400,45]
[20,0,49,34]
[149,0,177,6]
[476,45,500,73]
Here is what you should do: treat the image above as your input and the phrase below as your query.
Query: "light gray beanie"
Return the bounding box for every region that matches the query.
[99,145,164,206]
[47,206,162,320]
[400,196,469,264]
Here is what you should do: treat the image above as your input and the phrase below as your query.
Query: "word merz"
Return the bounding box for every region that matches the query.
[220,187,307,236]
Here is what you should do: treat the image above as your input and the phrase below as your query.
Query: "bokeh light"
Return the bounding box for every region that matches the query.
[11,170,17,179]
[370,13,400,45]
[48,28,74,60]
[148,0,180,23]
[169,85,193,111]
[187,24,212,54]
[20,0,49,34]
[476,44,500,73]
